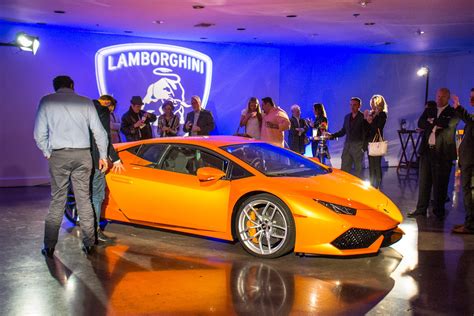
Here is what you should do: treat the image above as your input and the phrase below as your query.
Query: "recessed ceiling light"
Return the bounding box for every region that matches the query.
[54,10,66,14]
[359,0,370,7]
[384,42,392,45]
[200,37,208,40]
[124,30,133,33]
[353,13,360,17]
[416,29,425,35]
[194,22,215,28]
[237,28,246,31]
[153,20,164,24]
[286,15,297,18]
[364,22,375,26]
[193,4,205,9]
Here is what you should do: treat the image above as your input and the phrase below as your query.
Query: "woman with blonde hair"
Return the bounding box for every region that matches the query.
[239,97,262,139]
[364,94,388,188]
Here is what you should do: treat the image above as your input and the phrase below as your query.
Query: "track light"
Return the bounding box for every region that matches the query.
[0,32,40,55]
[416,66,429,77]
[16,33,40,54]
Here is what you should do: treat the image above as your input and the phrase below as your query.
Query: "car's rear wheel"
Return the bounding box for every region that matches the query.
[64,188,107,230]
[65,188,79,225]
[236,193,295,258]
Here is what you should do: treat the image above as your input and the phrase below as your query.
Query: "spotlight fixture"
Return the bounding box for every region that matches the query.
[54,10,66,14]
[359,0,370,7]
[286,15,298,18]
[353,13,360,17]
[200,37,208,40]
[364,22,375,26]
[236,28,246,31]
[124,30,133,33]
[193,4,205,9]
[153,20,164,24]
[416,66,430,103]
[0,32,40,55]
[417,66,429,77]
[416,29,425,35]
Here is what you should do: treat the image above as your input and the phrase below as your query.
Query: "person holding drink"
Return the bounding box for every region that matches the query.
[120,96,157,141]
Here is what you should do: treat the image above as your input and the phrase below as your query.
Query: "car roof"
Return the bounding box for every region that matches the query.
[114,135,262,151]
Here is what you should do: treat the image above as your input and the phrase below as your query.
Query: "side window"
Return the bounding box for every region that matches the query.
[161,146,197,175]
[230,163,253,180]
[134,144,168,167]
[200,151,227,172]
[161,146,227,176]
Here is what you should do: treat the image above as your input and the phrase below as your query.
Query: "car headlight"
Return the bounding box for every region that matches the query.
[315,199,357,215]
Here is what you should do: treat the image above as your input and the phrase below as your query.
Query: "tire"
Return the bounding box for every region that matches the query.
[230,262,294,315]
[235,193,295,258]
[64,187,79,225]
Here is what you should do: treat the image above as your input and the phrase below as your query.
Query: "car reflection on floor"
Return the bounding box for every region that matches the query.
[43,243,401,315]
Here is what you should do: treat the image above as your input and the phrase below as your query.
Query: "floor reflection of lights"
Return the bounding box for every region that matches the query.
[368,221,419,314]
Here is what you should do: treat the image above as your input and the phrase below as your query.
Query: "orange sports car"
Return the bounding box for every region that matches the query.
[70,136,403,258]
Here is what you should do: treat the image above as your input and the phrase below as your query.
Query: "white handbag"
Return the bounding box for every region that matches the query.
[368,129,388,157]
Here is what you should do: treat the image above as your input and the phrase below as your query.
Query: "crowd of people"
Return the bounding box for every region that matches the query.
[33,75,474,257]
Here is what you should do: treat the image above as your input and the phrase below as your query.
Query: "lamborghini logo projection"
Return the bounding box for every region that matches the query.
[99,136,403,258]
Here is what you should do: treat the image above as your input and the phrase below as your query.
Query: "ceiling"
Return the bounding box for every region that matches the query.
[1,0,473,53]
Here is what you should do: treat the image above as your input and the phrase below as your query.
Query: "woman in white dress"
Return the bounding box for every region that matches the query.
[239,97,262,139]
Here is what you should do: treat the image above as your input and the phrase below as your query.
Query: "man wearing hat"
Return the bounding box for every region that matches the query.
[121,96,157,141]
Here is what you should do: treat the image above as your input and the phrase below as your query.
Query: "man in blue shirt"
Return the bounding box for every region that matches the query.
[34,75,108,256]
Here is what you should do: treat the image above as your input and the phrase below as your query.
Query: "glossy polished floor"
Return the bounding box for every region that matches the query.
[0,168,473,315]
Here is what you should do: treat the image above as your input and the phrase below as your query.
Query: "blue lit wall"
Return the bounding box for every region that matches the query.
[1,21,473,186]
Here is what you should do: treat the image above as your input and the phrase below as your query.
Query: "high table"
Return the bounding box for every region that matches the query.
[397,129,422,175]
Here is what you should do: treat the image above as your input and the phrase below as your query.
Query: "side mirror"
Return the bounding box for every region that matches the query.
[196,167,226,182]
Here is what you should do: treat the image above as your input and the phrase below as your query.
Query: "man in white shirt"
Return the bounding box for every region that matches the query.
[34,76,108,256]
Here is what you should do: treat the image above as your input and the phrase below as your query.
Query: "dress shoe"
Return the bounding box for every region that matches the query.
[452,225,474,234]
[407,210,427,218]
[82,245,95,255]
[97,229,116,243]
[41,247,55,258]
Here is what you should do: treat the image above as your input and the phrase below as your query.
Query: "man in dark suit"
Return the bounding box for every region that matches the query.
[409,88,459,219]
[329,97,367,178]
[452,89,474,233]
[91,95,124,243]
[288,104,308,154]
[183,95,215,135]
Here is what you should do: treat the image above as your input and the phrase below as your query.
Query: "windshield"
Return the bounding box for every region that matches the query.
[222,143,330,177]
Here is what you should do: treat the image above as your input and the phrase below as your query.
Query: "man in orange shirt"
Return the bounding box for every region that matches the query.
[260,97,291,147]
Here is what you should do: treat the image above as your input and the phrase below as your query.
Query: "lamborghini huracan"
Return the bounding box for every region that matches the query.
[66,136,403,258]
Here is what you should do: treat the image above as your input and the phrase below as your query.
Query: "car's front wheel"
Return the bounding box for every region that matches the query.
[235,193,295,258]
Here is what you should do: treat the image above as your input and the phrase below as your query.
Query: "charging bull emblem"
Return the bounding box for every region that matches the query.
[95,43,212,126]
[143,68,189,123]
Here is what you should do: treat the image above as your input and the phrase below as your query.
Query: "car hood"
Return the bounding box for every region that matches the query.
[268,169,403,223]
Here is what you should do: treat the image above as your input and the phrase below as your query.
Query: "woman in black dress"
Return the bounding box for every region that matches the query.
[307,103,330,164]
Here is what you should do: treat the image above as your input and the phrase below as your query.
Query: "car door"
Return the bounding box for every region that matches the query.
[106,143,171,223]
[153,145,232,232]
